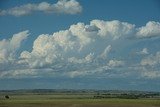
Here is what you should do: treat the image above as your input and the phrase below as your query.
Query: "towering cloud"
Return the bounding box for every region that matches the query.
[0,30,29,63]
[136,21,160,38]
[90,20,135,39]
[0,0,82,16]
[18,20,160,77]
[0,20,160,78]
[20,20,135,68]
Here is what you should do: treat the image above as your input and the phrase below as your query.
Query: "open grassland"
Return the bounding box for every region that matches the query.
[0,94,160,107]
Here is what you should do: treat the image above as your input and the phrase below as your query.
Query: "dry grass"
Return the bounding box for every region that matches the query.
[0,94,160,107]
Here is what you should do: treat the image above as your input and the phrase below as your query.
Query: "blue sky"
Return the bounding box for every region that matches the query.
[0,0,160,91]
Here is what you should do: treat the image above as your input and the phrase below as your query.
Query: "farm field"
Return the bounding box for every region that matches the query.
[0,94,160,107]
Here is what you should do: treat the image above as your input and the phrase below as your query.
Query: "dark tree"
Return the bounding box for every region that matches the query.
[5,95,9,99]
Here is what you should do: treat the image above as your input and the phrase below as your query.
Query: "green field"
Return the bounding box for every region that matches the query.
[0,94,160,107]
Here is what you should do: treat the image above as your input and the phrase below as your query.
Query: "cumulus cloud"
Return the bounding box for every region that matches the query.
[20,20,135,69]
[0,30,29,64]
[0,67,56,78]
[136,48,149,55]
[90,20,135,39]
[136,21,160,38]
[107,60,124,67]
[67,65,111,78]
[68,53,94,64]
[0,69,36,78]
[0,0,82,16]
[141,51,160,66]
[18,20,160,78]
[142,71,160,79]
[99,45,112,60]
[1,20,160,78]
[135,66,160,79]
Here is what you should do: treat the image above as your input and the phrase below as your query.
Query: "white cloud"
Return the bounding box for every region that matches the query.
[0,9,6,15]
[68,70,87,78]
[137,67,160,79]
[1,69,36,78]
[18,20,160,78]
[107,60,124,67]
[142,71,160,79]
[1,20,160,78]
[68,53,94,64]
[99,45,112,60]
[136,21,160,38]
[0,30,29,64]
[127,65,160,79]
[67,65,111,78]
[20,20,135,69]
[90,20,135,39]
[141,51,160,66]
[137,48,149,55]
[53,0,82,14]
[0,0,82,16]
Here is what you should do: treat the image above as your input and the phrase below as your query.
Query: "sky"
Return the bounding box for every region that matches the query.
[0,0,160,91]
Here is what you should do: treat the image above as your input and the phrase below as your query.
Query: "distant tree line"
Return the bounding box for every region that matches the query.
[93,93,160,99]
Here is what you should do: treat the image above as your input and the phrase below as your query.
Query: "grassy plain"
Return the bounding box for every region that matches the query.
[0,94,160,107]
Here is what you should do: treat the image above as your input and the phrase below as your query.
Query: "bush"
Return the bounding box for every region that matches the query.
[5,95,9,99]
